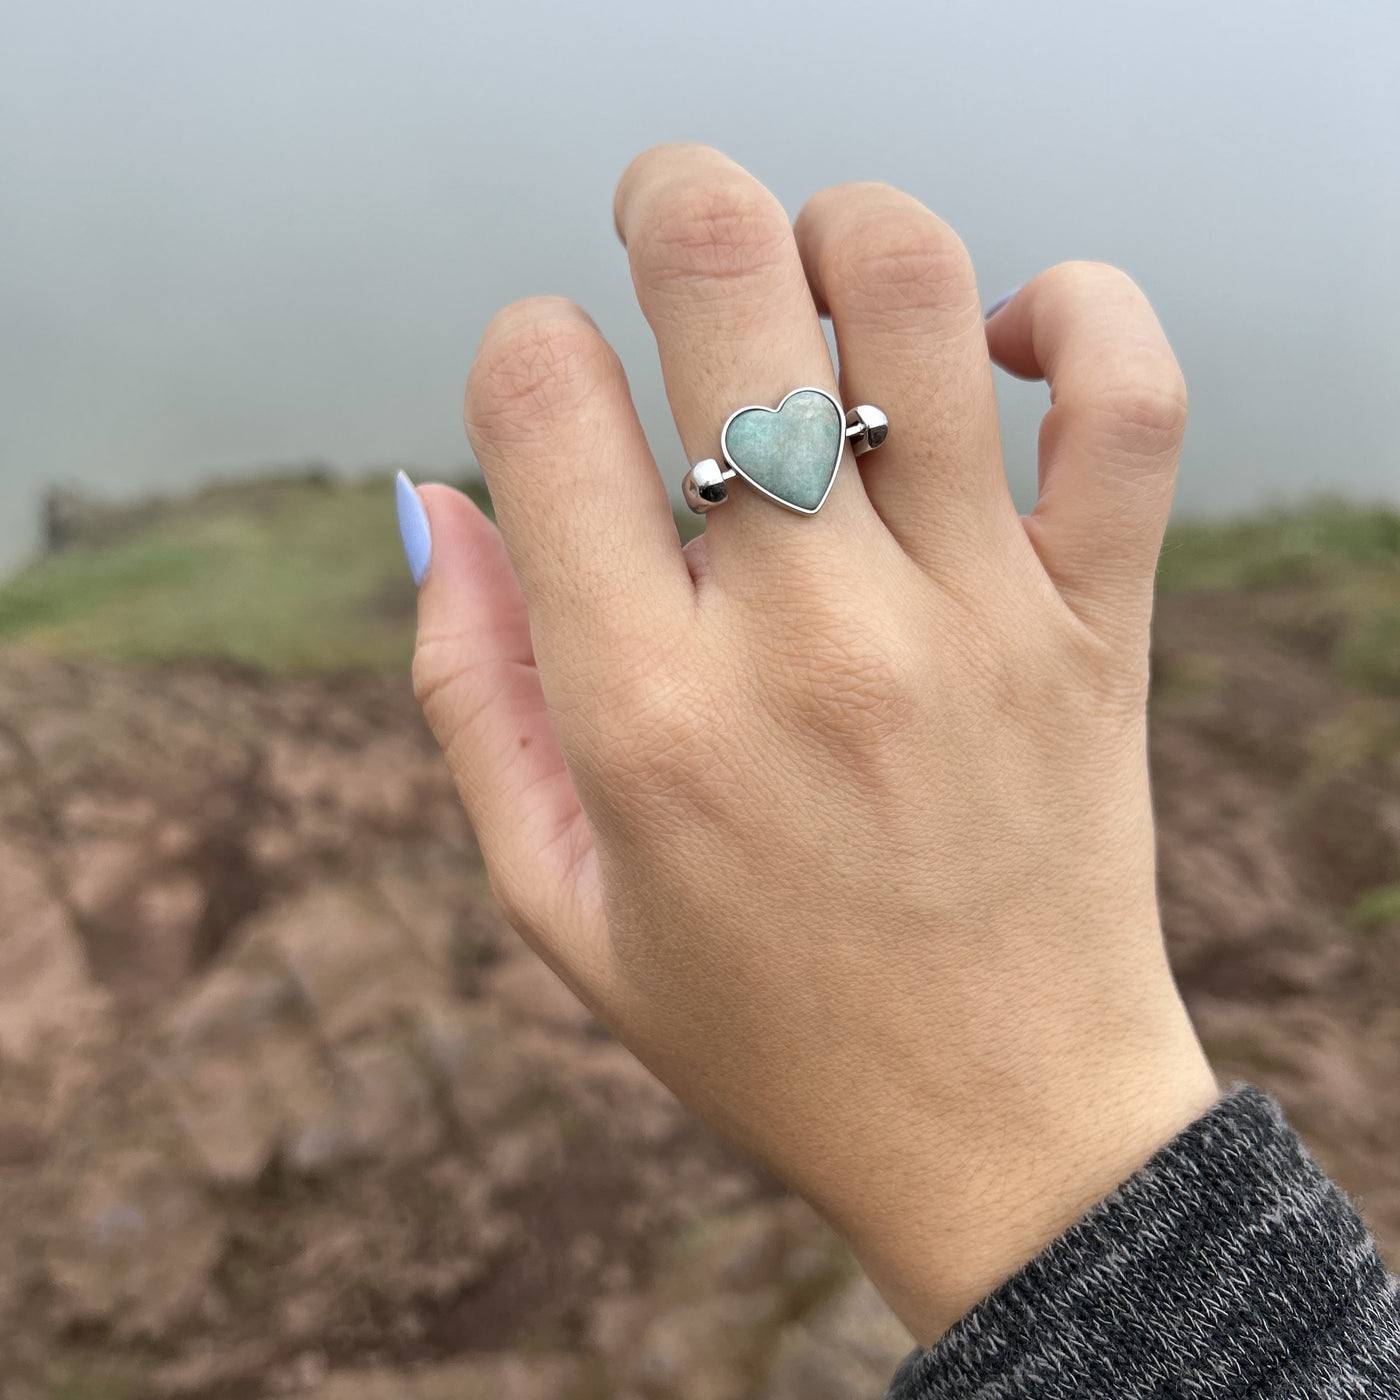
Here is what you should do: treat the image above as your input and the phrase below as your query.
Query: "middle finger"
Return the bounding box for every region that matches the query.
[614,144,885,585]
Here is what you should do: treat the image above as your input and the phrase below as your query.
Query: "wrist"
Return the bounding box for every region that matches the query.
[826,1004,1219,1345]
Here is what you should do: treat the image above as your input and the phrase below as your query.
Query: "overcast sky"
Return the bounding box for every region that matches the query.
[2,0,1397,572]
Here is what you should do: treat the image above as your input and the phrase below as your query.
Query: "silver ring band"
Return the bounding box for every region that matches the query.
[681,386,888,516]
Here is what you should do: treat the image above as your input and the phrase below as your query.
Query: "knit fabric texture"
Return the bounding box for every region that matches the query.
[885,1084,1400,1399]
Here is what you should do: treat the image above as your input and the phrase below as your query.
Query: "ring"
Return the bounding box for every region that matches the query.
[681,387,889,515]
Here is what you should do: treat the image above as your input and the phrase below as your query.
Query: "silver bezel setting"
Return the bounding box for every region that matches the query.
[719,385,845,516]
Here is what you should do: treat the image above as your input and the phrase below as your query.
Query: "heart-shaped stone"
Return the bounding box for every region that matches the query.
[721,387,843,514]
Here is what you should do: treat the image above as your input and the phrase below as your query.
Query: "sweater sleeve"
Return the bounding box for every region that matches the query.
[884,1084,1400,1399]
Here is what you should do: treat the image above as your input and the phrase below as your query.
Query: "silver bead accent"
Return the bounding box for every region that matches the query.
[844,404,889,456]
[682,458,735,514]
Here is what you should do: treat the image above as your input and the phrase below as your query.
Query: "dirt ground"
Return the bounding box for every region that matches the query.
[0,580,1397,1398]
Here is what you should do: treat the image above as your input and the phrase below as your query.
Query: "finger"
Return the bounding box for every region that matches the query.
[794,183,1029,585]
[985,264,1188,640]
[410,481,614,994]
[463,295,693,682]
[613,144,884,585]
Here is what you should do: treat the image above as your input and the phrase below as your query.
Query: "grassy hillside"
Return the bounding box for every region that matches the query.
[1158,500,1400,696]
[0,475,1396,690]
[0,474,489,673]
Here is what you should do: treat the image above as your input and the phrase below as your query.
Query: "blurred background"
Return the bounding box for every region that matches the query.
[1,3,1398,1397]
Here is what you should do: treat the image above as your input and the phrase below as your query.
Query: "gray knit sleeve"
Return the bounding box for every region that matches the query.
[885,1084,1400,1399]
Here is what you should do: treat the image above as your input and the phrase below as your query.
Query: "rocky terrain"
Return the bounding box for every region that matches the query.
[0,653,907,1399]
[0,504,1398,1397]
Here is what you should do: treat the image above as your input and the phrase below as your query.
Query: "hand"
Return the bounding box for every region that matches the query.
[408,143,1218,1344]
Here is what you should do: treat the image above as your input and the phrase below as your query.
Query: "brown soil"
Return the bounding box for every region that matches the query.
[0,583,1397,1398]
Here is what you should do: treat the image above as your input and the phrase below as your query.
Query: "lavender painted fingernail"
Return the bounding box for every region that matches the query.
[983,287,1020,320]
[396,471,432,586]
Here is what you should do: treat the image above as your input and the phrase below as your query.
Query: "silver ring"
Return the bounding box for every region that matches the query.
[681,386,888,516]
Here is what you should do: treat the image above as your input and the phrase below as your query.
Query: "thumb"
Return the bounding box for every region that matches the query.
[400,474,613,994]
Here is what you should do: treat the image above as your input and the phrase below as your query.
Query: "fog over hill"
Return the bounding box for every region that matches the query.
[3,0,1397,574]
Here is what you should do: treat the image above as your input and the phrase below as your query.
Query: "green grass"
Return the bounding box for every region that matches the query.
[1337,604,1400,695]
[0,474,492,674]
[1158,500,1400,695]
[1156,499,1400,593]
[42,1356,147,1400]
[1349,881,1400,933]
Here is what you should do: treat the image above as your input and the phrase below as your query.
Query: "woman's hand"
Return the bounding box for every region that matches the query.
[407,143,1218,1344]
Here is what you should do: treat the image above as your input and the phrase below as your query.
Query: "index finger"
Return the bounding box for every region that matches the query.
[462,295,695,681]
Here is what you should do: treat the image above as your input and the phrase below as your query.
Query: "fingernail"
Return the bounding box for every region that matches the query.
[396,471,432,585]
[983,287,1019,320]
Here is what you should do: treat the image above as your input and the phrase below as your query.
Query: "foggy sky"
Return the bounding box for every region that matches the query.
[2,0,1397,573]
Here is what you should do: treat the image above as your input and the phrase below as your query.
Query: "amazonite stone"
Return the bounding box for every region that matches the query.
[722,389,842,513]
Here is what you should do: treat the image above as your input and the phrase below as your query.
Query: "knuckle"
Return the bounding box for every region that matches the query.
[410,634,450,715]
[411,633,486,732]
[465,303,614,441]
[618,712,709,798]
[577,663,722,817]
[640,176,792,287]
[824,208,977,324]
[600,665,697,777]
[1095,365,1189,452]
[1038,261,1188,454]
[981,612,1078,717]
[767,596,921,770]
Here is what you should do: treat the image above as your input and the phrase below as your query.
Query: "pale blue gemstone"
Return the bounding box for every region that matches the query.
[722,389,841,512]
